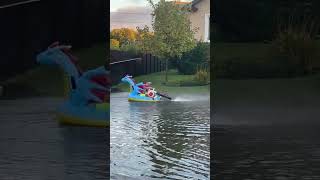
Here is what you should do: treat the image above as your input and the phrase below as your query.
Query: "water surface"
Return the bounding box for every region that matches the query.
[111,92,210,179]
[213,79,320,179]
[0,97,108,180]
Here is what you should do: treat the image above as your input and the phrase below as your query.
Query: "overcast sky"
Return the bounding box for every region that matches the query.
[110,0,191,30]
[110,0,156,12]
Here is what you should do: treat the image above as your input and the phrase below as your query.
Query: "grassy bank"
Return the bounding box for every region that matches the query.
[1,44,106,97]
[113,70,210,95]
[213,41,320,78]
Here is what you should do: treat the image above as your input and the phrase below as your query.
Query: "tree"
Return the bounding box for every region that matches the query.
[110,28,137,46]
[136,26,154,53]
[110,39,120,50]
[146,0,196,82]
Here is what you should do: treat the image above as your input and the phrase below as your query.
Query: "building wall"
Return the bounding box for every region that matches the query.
[189,0,210,41]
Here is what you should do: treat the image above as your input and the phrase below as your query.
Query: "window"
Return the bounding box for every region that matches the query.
[204,13,210,42]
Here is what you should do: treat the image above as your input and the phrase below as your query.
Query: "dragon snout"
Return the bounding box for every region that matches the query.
[36,52,56,65]
[36,52,44,64]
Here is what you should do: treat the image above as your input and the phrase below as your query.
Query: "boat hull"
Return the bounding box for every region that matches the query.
[56,101,109,127]
[127,93,161,102]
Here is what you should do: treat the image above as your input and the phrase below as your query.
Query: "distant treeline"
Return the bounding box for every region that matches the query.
[213,0,320,42]
[0,0,107,81]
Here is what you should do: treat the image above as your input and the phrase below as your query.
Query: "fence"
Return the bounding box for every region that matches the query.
[110,54,165,85]
[0,0,106,81]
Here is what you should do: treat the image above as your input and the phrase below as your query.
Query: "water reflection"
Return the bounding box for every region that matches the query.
[213,78,320,179]
[0,97,107,179]
[111,93,210,179]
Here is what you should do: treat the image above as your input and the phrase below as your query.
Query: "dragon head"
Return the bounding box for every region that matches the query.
[36,41,82,78]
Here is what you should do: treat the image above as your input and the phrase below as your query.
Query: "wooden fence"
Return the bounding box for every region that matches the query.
[110,54,165,85]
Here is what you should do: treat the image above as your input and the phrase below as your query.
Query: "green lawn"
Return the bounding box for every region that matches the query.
[213,41,320,78]
[213,41,320,67]
[114,70,210,95]
[2,43,106,97]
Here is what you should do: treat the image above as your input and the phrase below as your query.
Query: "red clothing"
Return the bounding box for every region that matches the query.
[138,82,152,94]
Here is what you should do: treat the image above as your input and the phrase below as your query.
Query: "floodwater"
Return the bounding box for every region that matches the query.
[110,92,210,179]
[0,97,108,180]
[213,79,320,179]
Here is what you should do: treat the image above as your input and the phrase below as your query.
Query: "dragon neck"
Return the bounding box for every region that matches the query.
[57,50,82,79]
[124,78,136,92]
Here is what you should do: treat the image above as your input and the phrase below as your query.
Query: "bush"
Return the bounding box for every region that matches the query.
[271,14,319,74]
[119,42,142,55]
[110,39,120,50]
[194,66,210,82]
[177,42,210,75]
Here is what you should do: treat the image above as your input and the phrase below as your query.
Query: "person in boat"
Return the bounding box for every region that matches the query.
[137,82,153,94]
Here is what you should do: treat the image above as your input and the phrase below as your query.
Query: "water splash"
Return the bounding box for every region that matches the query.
[172,94,210,102]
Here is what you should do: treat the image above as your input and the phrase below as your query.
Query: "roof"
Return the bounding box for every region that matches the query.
[192,0,203,6]
[191,0,203,12]
[175,1,191,5]
[172,0,191,5]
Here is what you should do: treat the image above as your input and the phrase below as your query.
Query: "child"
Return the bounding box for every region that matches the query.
[137,82,152,94]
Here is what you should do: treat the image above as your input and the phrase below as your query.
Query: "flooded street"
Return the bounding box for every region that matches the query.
[213,78,320,179]
[0,97,108,180]
[111,92,210,179]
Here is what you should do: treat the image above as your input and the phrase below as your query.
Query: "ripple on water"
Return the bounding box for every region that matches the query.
[110,93,210,179]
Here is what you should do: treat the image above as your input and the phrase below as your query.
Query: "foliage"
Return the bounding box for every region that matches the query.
[119,42,142,55]
[194,65,210,82]
[146,0,197,81]
[136,26,154,53]
[271,12,319,74]
[214,0,277,41]
[177,42,210,74]
[212,42,307,78]
[110,39,120,50]
[110,28,137,46]
[147,0,196,58]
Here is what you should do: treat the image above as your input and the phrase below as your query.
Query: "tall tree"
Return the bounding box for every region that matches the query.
[146,0,196,82]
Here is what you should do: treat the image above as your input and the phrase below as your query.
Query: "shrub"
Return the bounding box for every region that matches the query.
[194,65,210,82]
[110,39,120,50]
[119,43,142,56]
[177,42,210,75]
[271,12,319,74]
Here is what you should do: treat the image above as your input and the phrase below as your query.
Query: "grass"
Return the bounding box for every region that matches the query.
[1,43,106,97]
[212,41,320,78]
[213,41,320,66]
[113,70,210,95]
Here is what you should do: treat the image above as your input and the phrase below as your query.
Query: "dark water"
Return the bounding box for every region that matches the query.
[0,97,107,180]
[110,93,210,179]
[213,79,320,179]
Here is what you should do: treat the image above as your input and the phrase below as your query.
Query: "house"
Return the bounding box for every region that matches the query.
[189,0,210,42]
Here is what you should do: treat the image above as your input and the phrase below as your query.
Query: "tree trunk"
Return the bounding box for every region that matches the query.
[165,59,168,82]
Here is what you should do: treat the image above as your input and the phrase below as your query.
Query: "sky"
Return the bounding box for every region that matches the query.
[110,0,191,30]
[110,0,158,12]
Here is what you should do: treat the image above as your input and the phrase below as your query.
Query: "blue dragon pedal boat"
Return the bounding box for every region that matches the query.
[37,42,109,127]
[121,75,161,102]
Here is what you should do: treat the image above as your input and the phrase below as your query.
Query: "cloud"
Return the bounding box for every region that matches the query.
[110,0,192,30]
[111,0,153,12]
[110,6,153,30]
